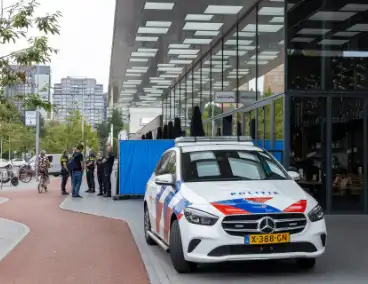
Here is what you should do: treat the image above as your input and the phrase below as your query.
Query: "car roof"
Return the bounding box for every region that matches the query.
[179,144,264,153]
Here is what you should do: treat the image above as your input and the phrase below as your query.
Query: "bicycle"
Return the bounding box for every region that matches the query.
[18,165,33,183]
[37,172,49,193]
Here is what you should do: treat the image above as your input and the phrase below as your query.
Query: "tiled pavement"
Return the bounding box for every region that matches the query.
[61,179,368,284]
[0,197,29,263]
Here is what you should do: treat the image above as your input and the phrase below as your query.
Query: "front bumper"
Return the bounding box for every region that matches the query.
[179,217,326,263]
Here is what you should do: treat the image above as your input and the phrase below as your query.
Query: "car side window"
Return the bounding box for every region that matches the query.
[154,152,170,175]
[167,152,176,175]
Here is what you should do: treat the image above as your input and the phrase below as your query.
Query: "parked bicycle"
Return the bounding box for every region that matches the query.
[18,164,33,183]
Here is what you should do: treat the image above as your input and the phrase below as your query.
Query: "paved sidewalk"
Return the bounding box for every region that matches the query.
[0,179,149,284]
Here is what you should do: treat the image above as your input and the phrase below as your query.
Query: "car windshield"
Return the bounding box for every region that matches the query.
[182,149,289,182]
[28,156,36,163]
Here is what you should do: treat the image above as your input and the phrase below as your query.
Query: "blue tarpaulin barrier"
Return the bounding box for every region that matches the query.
[119,140,174,196]
[252,140,284,163]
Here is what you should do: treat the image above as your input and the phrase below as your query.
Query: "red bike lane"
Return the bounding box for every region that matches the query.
[0,178,149,284]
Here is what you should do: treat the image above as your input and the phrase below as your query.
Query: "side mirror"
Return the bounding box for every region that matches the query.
[155,174,175,186]
[288,171,300,181]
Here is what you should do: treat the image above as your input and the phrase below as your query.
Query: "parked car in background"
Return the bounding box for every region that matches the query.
[28,154,62,176]
[11,158,26,167]
[0,159,12,168]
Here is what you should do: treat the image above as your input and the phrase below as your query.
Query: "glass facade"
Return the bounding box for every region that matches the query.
[158,0,368,213]
[163,0,285,139]
[286,0,368,213]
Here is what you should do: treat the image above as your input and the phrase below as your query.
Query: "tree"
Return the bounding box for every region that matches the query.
[0,0,61,158]
[40,110,100,153]
[201,103,222,135]
[96,122,109,149]
[0,0,61,92]
[256,86,284,140]
[108,108,124,154]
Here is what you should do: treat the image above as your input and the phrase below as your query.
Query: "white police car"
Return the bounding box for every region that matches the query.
[144,137,326,273]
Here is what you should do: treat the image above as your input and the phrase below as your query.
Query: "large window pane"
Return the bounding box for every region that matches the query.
[287,0,368,91]
[331,97,364,212]
[290,97,327,209]
[257,0,285,98]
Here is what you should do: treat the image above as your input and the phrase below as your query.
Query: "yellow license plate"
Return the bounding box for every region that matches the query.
[245,233,290,245]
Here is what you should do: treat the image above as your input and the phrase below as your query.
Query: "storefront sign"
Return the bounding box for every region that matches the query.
[214,91,236,103]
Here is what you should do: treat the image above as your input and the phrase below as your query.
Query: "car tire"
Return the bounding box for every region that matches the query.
[296,258,316,270]
[144,206,156,246]
[170,220,197,273]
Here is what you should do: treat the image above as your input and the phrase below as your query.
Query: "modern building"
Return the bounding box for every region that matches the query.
[4,65,51,117]
[53,77,107,127]
[109,0,368,214]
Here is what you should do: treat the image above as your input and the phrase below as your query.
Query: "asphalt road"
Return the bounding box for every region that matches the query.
[60,191,368,284]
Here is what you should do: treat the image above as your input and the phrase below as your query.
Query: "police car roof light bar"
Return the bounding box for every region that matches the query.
[175,136,253,144]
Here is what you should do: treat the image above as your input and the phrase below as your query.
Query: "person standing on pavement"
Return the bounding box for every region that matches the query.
[85,150,96,193]
[96,151,105,196]
[103,145,115,197]
[69,146,76,188]
[60,150,69,195]
[70,144,84,198]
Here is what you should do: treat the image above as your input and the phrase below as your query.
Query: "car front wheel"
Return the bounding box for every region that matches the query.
[169,220,197,273]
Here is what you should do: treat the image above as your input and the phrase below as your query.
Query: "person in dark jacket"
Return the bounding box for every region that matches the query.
[60,150,69,195]
[103,145,115,197]
[85,150,96,193]
[71,144,84,198]
[96,151,105,196]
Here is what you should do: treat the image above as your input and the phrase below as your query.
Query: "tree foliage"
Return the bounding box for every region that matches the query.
[96,108,124,154]
[202,103,222,135]
[0,0,62,158]
[0,0,61,91]
[256,86,284,140]
[40,110,100,153]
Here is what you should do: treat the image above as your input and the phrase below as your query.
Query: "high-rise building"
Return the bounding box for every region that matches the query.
[3,65,51,117]
[53,77,107,127]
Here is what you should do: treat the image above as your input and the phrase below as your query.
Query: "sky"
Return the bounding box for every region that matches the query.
[1,0,116,92]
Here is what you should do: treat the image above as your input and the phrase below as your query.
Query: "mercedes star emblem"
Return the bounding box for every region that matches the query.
[258,217,276,234]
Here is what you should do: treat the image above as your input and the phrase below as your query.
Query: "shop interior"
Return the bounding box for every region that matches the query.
[289,97,365,212]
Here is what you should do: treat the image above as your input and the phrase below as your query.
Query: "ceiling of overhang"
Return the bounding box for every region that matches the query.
[109,0,288,109]
[288,0,368,51]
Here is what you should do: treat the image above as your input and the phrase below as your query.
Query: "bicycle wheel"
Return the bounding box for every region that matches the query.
[38,176,44,193]
[19,167,32,183]
[19,172,32,183]
[38,181,42,193]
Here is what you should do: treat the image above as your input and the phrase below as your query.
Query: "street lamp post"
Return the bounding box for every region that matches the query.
[35,108,40,180]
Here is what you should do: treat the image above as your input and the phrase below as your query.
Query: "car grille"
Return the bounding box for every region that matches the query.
[222,213,307,237]
[208,242,317,257]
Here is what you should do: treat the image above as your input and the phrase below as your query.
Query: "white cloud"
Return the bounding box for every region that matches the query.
[0,0,115,91]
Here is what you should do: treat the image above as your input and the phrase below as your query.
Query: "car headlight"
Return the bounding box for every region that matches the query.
[184,207,219,226]
[308,204,324,222]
